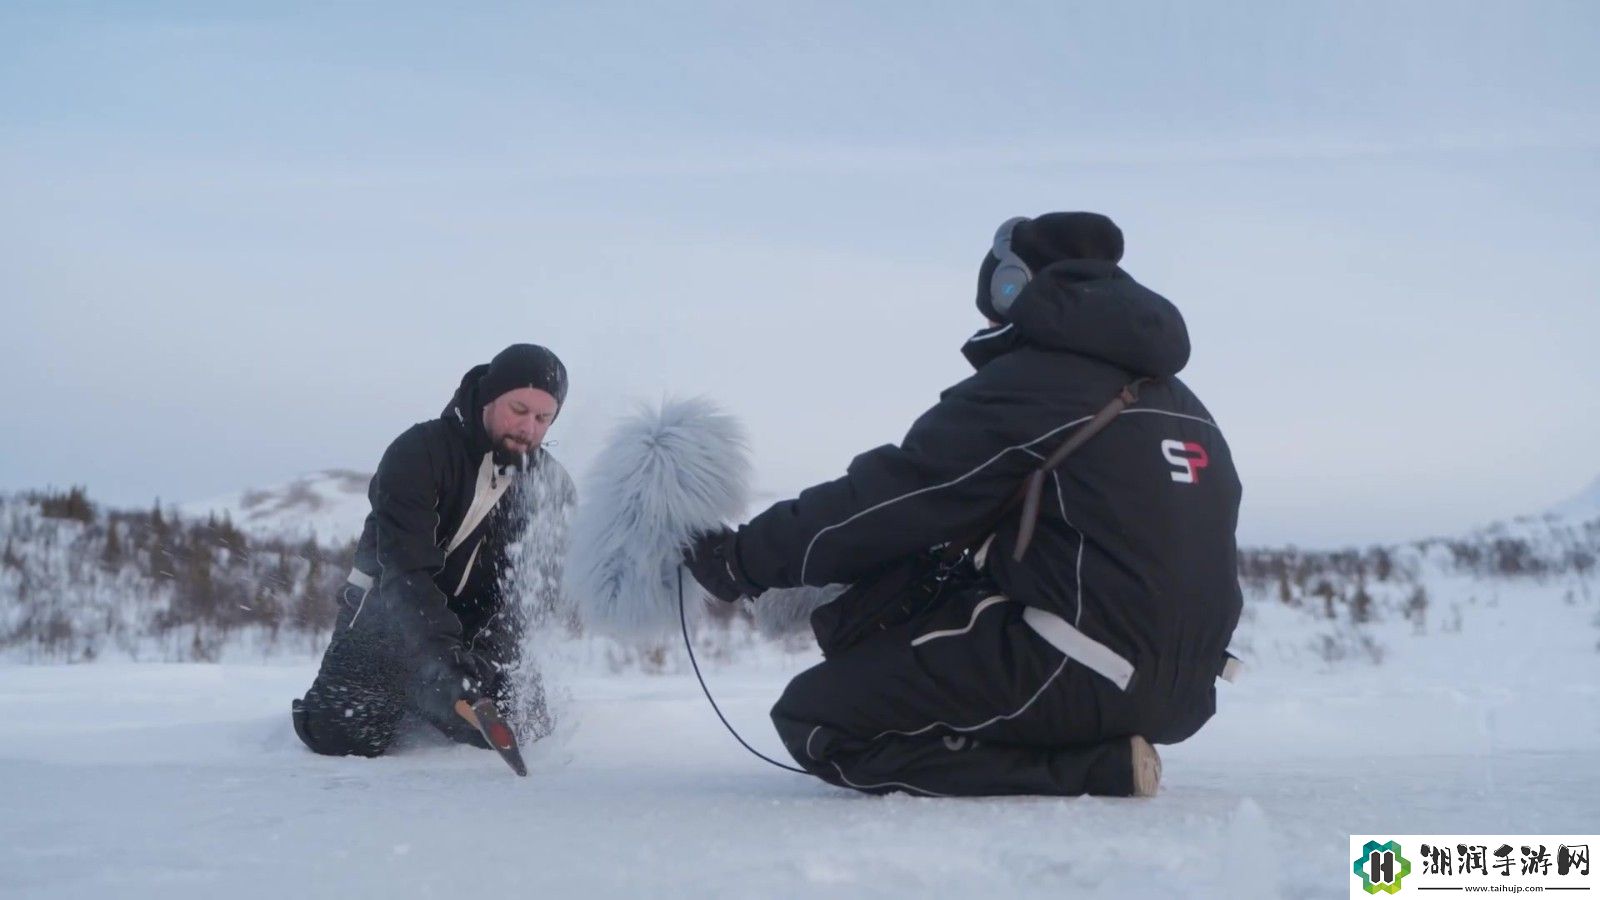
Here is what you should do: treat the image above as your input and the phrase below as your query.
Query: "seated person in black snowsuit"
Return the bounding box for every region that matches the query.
[685,213,1242,797]
[293,344,575,758]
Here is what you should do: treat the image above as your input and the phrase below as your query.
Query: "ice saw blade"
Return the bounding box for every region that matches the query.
[455,698,528,777]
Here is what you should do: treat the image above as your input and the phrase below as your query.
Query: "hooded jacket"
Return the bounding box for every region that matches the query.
[350,366,576,654]
[736,260,1242,702]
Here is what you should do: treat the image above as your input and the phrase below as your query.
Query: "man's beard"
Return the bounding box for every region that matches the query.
[493,434,539,467]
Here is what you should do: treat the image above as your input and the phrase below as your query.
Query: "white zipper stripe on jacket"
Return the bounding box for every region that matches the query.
[347,583,372,630]
[798,413,1096,583]
[453,537,484,597]
[964,323,1014,344]
[1051,471,1086,627]
[1119,407,1220,429]
[796,405,1221,584]
[910,595,1010,647]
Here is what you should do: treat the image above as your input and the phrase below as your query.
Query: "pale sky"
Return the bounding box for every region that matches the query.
[3,1,1597,547]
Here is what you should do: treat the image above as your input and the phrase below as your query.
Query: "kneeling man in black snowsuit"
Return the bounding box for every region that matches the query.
[685,213,1241,797]
[293,344,575,758]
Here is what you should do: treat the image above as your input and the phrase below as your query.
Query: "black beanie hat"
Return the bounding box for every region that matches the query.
[1012,212,1123,269]
[976,212,1125,322]
[478,343,568,408]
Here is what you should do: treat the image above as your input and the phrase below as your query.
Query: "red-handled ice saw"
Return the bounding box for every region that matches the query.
[455,698,528,777]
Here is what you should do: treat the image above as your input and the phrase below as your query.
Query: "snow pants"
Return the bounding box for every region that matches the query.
[771,582,1209,797]
[292,581,528,757]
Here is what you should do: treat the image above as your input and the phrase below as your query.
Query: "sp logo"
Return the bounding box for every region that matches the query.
[1161,440,1210,484]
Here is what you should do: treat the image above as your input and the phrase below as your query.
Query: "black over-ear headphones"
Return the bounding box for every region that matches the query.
[989,216,1032,320]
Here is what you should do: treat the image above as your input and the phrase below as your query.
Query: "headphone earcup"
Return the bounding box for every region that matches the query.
[989,262,1030,319]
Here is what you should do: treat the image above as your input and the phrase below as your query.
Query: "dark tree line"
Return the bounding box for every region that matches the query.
[2,487,354,661]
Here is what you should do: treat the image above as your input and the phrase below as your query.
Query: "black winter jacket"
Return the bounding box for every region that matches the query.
[736,259,1242,701]
[351,366,575,654]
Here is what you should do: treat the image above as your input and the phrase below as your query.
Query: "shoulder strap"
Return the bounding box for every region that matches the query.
[944,378,1150,567]
[1011,378,1149,561]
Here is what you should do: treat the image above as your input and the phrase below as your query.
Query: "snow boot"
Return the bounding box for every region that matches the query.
[1130,735,1161,797]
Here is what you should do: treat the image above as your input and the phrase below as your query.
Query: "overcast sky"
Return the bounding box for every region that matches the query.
[3,1,1597,548]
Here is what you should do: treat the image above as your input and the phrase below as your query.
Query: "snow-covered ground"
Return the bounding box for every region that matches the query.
[2,580,1596,900]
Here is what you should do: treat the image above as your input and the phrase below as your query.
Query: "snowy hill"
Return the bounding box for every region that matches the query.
[180,471,796,544]
[1232,488,1599,667]
[1549,473,1600,521]
[0,488,352,662]
[182,469,372,542]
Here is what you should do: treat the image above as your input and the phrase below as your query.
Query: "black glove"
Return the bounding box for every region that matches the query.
[419,640,499,704]
[451,644,499,693]
[683,527,764,603]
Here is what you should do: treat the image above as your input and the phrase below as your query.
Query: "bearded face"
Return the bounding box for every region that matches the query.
[481,387,559,459]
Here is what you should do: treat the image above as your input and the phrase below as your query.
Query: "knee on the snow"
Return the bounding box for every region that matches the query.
[292,699,394,758]
[770,682,831,769]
